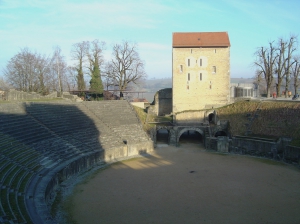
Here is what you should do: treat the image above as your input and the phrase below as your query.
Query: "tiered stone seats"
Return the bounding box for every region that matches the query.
[0,133,41,223]
[82,100,149,145]
[0,99,152,223]
[25,101,105,154]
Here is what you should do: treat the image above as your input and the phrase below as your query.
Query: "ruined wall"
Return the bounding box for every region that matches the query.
[148,88,172,116]
[172,47,230,120]
[6,89,57,101]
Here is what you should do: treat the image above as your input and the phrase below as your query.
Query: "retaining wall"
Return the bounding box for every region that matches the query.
[28,141,154,224]
[6,89,58,101]
[206,135,300,165]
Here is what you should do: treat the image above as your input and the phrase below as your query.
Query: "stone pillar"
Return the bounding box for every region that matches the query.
[169,128,177,146]
[217,136,229,153]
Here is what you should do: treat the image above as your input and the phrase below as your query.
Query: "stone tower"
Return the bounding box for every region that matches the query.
[172,32,231,124]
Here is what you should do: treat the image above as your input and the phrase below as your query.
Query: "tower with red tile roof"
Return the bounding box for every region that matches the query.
[172,32,231,124]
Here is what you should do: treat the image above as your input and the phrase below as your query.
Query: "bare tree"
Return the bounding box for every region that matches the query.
[71,41,89,92]
[0,76,11,90]
[291,57,300,96]
[275,38,287,96]
[254,42,277,98]
[50,46,67,96]
[253,70,265,96]
[283,35,297,97]
[66,66,78,91]
[3,48,50,94]
[105,41,147,99]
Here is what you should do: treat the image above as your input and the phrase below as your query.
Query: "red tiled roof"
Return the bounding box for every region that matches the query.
[172,32,230,47]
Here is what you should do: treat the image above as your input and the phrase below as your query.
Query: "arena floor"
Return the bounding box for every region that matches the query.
[64,143,300,224]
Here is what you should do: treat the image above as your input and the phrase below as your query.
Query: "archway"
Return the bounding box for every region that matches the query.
[215,131,227,137]
[177,128,203,145]
[208,113,215,124]
[156,128,169,144]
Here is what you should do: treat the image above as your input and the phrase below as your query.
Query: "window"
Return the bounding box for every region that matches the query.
[212,66,216,73]
[214,49,216,53]
[180,65,183,73]
[188,59,190,67]
[190,49,193,54]
[200,59,202,66]
[200,73,202,81]
[188,73,190,81]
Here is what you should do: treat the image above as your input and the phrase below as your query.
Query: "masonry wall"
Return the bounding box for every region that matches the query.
[175,111,206,124]
[172,47,230,122]
[148,88,172,116]
[6,89,58,101]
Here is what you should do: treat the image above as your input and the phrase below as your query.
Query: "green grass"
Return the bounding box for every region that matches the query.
[290,139,300,147]
[133,106,155,134]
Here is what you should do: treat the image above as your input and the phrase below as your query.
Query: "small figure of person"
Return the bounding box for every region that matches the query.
[288,91,292,98]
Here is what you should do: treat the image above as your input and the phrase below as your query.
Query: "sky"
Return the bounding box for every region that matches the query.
[1,0,300,80]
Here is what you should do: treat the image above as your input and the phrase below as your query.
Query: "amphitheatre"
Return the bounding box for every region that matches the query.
[0,91,300,223]
[1,32,300,223]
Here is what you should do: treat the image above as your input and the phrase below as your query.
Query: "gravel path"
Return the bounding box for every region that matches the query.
[66,144,300,224]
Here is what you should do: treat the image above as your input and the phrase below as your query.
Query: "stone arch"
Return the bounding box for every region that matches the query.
[177,127,204,145]
[204,109,217,124]
[156,126,171,144]
[208,113,215,123]
[214,130,227,137]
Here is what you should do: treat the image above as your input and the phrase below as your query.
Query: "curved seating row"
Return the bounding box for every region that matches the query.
[0,99,151,223]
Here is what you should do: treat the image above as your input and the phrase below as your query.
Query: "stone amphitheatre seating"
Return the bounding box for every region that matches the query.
[0,99,153,223]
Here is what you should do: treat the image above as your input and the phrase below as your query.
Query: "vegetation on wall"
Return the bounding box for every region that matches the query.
[216,100,300,142]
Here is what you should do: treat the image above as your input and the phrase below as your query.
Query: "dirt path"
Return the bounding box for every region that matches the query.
[65,144,300,224]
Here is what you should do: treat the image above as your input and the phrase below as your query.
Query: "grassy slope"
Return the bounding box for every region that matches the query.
[216,100,300,143]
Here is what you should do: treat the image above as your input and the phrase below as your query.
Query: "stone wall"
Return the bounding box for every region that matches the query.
[148,88,172,116]
[172,47,230,121]
[130,102,150,109]
[62,92,83,102]
[6,89,57,101]
[205,135,300,165]
[230,136,279,159]
[174,111,206,125]
[31,140,154,224]
[284,145,300,163]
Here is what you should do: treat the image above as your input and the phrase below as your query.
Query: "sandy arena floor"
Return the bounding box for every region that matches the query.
[65,144,300,224]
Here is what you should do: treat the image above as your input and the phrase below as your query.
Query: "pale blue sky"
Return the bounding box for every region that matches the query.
[1,0,300,79]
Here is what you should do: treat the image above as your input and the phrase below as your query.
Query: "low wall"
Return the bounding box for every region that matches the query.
[62,92,82,102]
[230,136,279,159]
[28,140,154,223]
[130,102,146,109]
[6,89,57,101]
[284,145,300,164]
[206,135,300,165]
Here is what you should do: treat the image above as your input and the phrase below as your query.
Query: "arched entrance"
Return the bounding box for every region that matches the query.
[177,128,203,145]
[208,113,215,124]
[156,128,169,144]
[215,131,227,137]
